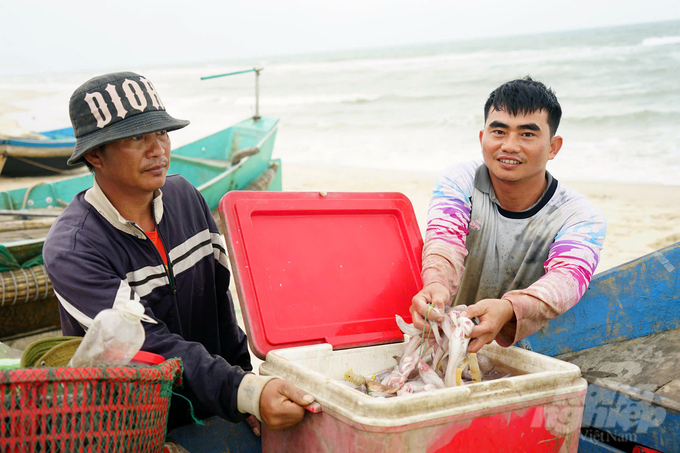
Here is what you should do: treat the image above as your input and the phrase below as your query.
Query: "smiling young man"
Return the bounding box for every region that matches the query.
[410,77,606,352]
[43,72,314,448]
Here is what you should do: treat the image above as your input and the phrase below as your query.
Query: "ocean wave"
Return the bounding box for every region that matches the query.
[280,115,477,130]
[566,109,680,124]
[337,93,455,105]
[231,93,381,107]
[268,51,498,75]
[264,44,650,81]
[642,36,680,47]
[234,92,457,107]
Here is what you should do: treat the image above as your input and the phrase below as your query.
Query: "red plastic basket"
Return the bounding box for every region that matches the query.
[0,359,182,453]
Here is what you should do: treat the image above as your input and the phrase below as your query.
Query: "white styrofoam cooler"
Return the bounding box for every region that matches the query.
[260,341,586,452]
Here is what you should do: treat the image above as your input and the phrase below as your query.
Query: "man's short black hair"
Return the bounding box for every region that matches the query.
[484,76,562,136]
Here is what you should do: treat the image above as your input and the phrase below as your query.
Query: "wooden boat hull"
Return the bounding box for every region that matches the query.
[522,241,680,452]
[0,127,84,176]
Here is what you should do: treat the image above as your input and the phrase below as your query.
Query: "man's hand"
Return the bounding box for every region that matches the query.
[460,299,515,353]
[410,283,449,331]
[259,379,315,430]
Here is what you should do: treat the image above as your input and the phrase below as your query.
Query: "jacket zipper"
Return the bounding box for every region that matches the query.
[130,220,184,337]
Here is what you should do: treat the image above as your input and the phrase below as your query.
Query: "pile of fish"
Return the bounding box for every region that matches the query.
[342,305,506,397]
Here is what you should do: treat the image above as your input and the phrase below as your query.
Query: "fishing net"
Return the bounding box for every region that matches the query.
[0,245,44,272]
[0,358,182,453]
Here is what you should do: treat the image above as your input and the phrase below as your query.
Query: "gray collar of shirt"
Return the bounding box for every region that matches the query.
[474,163,554,211]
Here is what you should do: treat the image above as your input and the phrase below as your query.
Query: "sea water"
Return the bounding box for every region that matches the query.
[2,19,679,185]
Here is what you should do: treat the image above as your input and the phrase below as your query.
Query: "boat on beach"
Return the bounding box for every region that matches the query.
[0,115,281,340]
[0,127,85,177]
[520,240,680,453]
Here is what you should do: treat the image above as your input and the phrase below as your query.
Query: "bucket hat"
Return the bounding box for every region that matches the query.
[67,71,189,166]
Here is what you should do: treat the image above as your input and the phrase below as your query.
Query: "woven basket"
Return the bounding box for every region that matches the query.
[0,295,60,340]
[0,359,182,453]
[0,265,53,306]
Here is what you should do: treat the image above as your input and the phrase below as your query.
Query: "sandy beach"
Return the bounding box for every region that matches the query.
[1,162,678,275]
[282,164,680,275]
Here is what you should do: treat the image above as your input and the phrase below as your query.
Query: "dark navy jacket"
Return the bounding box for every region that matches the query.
[43,175,251,424]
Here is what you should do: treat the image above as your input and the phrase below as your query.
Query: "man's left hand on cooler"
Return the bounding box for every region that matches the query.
[460,299,515,352]
[259,379,315,430]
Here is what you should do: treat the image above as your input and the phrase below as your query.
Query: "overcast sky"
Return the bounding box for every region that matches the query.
[2,0,680,76]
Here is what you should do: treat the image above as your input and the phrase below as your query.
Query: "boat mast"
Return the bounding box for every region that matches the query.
[201,68,264,121]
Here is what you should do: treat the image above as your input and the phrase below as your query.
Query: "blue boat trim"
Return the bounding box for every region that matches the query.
[0,127,76,148]
[522,241,680,357]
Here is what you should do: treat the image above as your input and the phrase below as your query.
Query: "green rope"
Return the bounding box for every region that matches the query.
[171,390,205,426]
[419,305,434,359]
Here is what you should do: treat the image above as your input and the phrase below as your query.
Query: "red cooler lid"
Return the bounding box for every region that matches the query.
[219,191,423,360]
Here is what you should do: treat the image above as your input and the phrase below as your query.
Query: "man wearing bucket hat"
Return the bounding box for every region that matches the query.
[410,77,606,353]
[43,72,315,444]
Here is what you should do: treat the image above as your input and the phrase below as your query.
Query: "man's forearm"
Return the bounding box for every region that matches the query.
[421,239,467,300]
[498,268,583,346]
[496,236,602,346]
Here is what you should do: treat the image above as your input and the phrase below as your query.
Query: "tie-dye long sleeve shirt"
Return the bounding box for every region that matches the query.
[423,160,606,346]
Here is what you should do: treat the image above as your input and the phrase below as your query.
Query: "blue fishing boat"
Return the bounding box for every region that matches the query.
[0,127,84,177]
[521,241,680,453]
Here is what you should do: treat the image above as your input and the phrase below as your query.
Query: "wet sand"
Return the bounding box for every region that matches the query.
[282,164,680,274]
